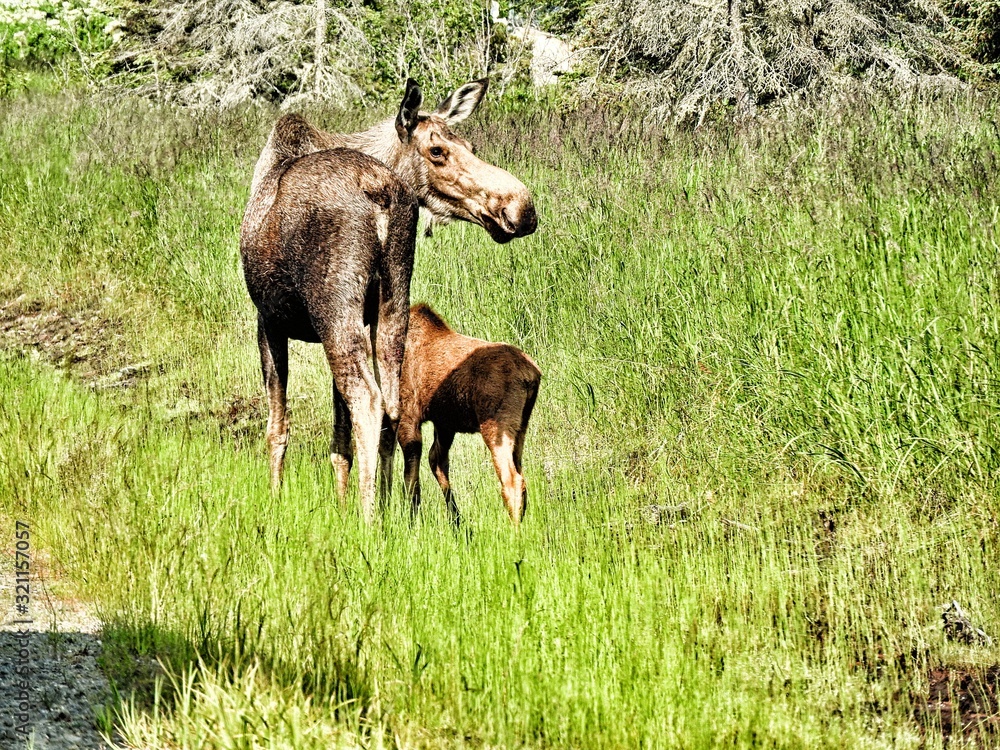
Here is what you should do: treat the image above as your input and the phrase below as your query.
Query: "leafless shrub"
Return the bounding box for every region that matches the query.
[381,2,493,95]
[113,0,498,109]
[115,0,371,108]
[584,0,983,123]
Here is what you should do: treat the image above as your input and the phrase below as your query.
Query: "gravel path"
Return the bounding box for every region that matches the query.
[0,551,120,750]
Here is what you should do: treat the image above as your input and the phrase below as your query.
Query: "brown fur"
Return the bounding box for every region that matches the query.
[380,303,541,525]
[251,79,537,245]
[241,142,418,523]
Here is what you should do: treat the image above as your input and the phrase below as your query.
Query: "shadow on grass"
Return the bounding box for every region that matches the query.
[98,617,376,734]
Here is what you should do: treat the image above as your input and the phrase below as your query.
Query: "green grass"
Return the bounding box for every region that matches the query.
[0,87,998,748]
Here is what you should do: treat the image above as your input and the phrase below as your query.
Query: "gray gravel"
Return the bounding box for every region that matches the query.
[0,561,120,750]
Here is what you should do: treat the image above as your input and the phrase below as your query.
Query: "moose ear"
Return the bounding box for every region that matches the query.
[395,78,423,142]
[435,78,488,126]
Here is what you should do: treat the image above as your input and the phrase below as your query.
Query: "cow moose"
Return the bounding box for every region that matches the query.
[240,79,537,522]
[381,304,541,526]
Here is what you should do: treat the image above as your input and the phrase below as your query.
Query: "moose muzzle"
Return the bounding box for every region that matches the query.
[481,182,537,244]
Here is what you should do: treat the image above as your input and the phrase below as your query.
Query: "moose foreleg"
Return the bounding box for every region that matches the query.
[258,319,289,493]
[330,386,353,504]
[378,414,396,510]
[375,237,413,424]
[429,427,459,526]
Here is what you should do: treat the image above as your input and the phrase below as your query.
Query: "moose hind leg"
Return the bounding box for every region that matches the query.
[512,426,531,519]
[328,344,383,524]
[429,427,459,526]
[330,385,353,504]
[483,424,526,525]
[258,319,289,493]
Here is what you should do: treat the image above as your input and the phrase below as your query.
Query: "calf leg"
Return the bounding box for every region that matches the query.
[511,428,529,520]
[482,423,526,525]
[397,421,423,520]
[429,427,459,526]
[258,318,289,493]
[508,385,537,520]
[330,386,353,505]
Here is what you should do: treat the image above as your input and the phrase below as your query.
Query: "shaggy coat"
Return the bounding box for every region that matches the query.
[241,146,418,523]
[381,304,541,525]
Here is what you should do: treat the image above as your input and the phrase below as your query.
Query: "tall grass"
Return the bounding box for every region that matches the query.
[0,87,998,748]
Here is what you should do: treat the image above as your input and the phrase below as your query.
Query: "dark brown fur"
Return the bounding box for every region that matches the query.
[380,304,541,525]
[241,145,418,522]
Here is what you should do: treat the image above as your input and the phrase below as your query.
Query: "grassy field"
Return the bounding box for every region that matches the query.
[1,86,999,748]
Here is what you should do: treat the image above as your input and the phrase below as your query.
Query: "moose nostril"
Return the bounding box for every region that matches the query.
[500,207,516,234]
[500,201,537,237]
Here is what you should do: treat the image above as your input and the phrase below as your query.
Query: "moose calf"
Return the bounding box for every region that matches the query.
[380,304,541,525]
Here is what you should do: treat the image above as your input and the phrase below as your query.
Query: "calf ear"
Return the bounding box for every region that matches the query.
[395,78,423,142]
[435,78,488,125]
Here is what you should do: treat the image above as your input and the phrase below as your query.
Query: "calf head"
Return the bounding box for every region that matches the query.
[393,79,537,243]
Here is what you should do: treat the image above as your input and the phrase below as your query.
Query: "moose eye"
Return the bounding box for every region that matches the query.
[429,146,446,159]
